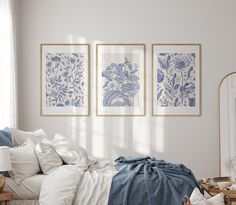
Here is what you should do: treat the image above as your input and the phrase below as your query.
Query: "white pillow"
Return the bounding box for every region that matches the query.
[35,141,63,174]
[9,128,49,146]
[207,193,225,205]
[190,188,225,205]
[42,133,89,166]
[10,139,41,184]
[39,165,82,205]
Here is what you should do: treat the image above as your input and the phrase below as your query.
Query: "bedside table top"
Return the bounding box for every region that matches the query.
[0,192,13,201]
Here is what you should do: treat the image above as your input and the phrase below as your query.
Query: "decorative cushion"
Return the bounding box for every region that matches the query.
[10,139,41,184]
[8,128,49,146]
[35,141,63,174]
[0,128,12,147]
[42,133,89,166]
[190,188,225,205]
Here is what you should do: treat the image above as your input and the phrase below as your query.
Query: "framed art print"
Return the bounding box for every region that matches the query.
[41,44,89,116]
[152,44,201,116]
[96,44,146,116]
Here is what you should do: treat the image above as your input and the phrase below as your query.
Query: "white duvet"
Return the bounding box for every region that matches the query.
[39,160,117,205]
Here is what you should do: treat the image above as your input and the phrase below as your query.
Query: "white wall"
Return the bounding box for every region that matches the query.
[16,0,236,178]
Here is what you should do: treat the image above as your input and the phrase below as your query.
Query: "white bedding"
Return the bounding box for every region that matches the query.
[73,160,117,205]
[39,160,117,205]
[9,200,39,205]
[4,161,116,205]
[4,174,45,199]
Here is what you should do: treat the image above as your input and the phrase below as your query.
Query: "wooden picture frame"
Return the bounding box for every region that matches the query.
[41,44,90,116]
[152,44,201,116]
[96,44,146,116]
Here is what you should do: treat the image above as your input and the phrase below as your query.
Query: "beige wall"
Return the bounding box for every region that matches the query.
[16,0,236,178]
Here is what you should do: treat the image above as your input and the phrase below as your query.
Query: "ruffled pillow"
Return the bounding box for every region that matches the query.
[35,141,63,174]
[190,188,225,205]
[42,133,90,166]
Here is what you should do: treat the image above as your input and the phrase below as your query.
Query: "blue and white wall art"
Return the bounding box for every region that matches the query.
[41,44,89,116]
[97,44,145,116]
[152,44,201,116]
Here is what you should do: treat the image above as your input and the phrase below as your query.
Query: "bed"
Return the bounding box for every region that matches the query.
[1,128,202,205]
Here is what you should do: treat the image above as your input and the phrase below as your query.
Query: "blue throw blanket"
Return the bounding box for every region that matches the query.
[108,156,200,205]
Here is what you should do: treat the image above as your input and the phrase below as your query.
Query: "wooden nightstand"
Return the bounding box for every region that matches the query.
[0,192,13,205]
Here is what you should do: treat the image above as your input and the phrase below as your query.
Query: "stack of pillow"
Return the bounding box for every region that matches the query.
[0,128,91,185]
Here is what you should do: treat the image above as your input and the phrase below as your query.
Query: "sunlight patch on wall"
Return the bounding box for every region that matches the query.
[114,118,125,148]
[91,134,105,159]
[70,117,77,141]
[153,120,165,153]
[69,117,88,150]
[78,119,88,149]
[132,118,151,155]
[91,117,105,159]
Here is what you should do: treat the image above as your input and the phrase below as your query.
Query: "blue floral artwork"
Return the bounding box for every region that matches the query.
[45,53,85,107]
[101,57,140,107]
[156,53,196,107]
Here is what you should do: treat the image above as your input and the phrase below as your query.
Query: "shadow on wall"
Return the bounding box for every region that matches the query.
[64,35,165,160]
[68,117,165,160]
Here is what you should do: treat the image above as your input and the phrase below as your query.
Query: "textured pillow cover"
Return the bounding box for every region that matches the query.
[35,142,63,174]
[190,188,225,205]
[42,133,89,166]
[10,139,41,184]
[9,128,48,146]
